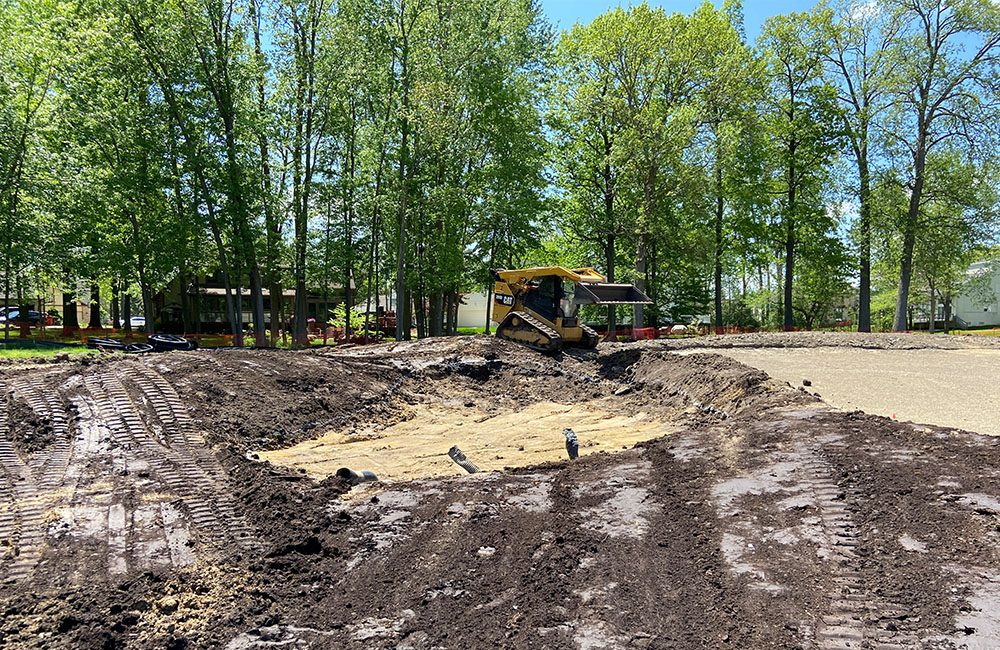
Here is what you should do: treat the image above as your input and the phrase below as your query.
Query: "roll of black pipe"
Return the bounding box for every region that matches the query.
[335,468,378,485]
[86,337,125,351]
[149,333,192,352]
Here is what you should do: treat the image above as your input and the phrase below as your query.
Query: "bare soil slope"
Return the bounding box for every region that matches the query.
[0,335,998,649]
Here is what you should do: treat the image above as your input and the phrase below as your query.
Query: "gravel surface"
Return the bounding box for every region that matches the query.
[660,332,1000,436]
[678,346,1000,436]
[646,330,1000,351]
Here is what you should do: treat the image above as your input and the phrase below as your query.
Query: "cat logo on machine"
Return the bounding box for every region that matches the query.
[495,294,514,306]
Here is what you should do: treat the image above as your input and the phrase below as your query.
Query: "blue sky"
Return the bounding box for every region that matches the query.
[541,0,818,43]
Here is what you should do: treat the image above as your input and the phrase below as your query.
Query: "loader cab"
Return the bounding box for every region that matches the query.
[522,275,580,326]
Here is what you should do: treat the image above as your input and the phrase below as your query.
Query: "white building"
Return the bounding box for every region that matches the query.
[952,261,1000,328]
[352,292,493,331]
[457,292,493,329]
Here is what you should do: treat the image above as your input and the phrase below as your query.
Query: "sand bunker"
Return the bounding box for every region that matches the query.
[255,401,676,481]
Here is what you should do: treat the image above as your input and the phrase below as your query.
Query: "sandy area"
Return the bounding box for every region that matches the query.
[257,400,676,481]
[681,347,1000,436]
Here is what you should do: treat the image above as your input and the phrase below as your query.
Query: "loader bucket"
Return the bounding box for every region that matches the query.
[575,283,653,305]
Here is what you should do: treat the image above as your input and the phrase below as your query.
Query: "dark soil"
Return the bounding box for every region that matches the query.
[5,393,55,456]
[1,334,999,649]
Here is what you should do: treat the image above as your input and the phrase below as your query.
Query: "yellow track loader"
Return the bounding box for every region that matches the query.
[491,267,653,353]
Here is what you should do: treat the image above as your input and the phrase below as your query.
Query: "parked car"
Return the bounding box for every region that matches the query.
[0,309,42,324]
[117,316,146,329]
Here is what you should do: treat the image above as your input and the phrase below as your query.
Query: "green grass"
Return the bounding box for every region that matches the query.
[946,328,1000,337]
[456,327,491,335]
[0,347,94,360]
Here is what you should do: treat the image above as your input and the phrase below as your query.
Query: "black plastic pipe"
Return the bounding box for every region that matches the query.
[335,468,378,485]
[448,446,480,474]
[563,428,579,460]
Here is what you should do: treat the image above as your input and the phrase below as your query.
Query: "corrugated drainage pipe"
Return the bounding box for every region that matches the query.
[563,428,579,460]
[336,468,378,485]
[448,446,480,474]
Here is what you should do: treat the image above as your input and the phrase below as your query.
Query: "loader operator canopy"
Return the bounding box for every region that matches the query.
[560,281,578,319]
[522,276,579,322]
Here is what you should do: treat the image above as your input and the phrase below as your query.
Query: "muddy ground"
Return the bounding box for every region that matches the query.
[1,334,999,649]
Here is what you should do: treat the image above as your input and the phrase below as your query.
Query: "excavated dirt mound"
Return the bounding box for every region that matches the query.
[1,335,1000,649]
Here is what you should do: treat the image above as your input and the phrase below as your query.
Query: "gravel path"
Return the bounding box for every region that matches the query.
[676,343,1000,436]
[651,330,1000,351]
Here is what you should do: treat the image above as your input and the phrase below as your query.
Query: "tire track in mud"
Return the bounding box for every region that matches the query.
[128,365,212,452]
[10,375,72,486]
[84,371,259,554]
[795,441,919,650]
[125,365,258,548]
[0,382,23,575]
[696,404,921,649]
[0,377,76,583]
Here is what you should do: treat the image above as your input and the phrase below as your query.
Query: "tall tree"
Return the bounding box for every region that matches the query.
[760,11,842,330]
[823,0,901,332]
[886,0,1000,332]
[0,0,56,339]
[689,1,764,333]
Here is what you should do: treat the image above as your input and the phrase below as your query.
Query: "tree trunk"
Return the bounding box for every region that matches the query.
[783,169,796,332]
[292,81,308,346]
[928,280,936,335]
[414,288,425,339]
[893,215,918,333]
[430,291,443,337]
[605,238,617,341]
[944,292,952,334]
[122,291,131,335]
[251,0,279,346]
[88,283,101,328]
[193,275,201,335]
[403,289,412,341]
[633,235,647,330]
[394,11,411,343]
[248,268,266,346]
[857,156,872,332]
[62,274,79,331]
[395,157,410,341]
[714,187,724,334]
[714,136,724,335]
[111,281,120,329]
[141,282,154,335]
[893,135,927,332]
[179,272,191,334]
[270,281,282,343]
[784,217,795,331]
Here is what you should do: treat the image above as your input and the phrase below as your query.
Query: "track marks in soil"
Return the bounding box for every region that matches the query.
[0,363,261,585]
[795,442,918,650]
[85,369,259,555]
[0,377,75,583]
[705,411,922,649]
[10,375,71,485]
[0,382,24,573]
